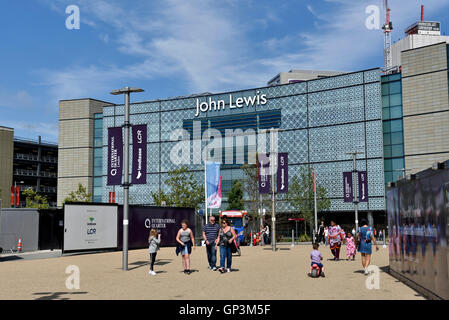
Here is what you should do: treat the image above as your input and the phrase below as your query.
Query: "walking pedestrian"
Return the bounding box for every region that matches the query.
[216,218,237,273]
[345,232,356,261]
[148,229,161,276]
[317,220,325,244]
[357,219,379,275]
[324,226,328,246]
[263,223,270,245]
[260,225,265,246]
[202,215,220,271]
[328,220,345,261]
[176,220,195,275]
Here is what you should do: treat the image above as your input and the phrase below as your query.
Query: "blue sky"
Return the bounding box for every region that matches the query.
[1,0,448,142]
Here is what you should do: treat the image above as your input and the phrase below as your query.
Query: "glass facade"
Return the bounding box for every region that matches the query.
[93,113,103,202]
[381,73,405,185]
[99,68,385,212]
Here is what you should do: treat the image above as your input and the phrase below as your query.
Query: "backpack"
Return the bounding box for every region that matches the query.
[365,227,373,243]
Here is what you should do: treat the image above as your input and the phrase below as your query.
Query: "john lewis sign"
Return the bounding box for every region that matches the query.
[195,92,267,117]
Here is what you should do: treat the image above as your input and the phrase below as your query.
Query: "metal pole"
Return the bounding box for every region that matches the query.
[204,149,208,224]
[291,229,294,247]
[313,172,317,243]
[353,154,359,234]
[270,129,276,252]
[122,90,130,271]
[14,181,16,208]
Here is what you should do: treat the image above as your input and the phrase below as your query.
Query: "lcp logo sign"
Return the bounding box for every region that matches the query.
[145,218,151,229]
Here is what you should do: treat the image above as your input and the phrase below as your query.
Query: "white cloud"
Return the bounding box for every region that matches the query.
[0,90,33,109]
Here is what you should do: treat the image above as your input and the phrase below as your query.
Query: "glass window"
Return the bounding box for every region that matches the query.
[94,148,103,158]
[390,119,403,132]
[94,119,103,129]
[390,105,402,119]
[383,133,391,145]
[384,171,393,183]
[392,158,404,170]
[93,187,102,196]
[391,131,403,145]
[389,73,401,81]
[389,81,401,95]
[93,195,102,203]
[94,157,102,167]
[94,113,103,119]
[382,96,389,108]
[384,145,392,158]
[383,121,391,133]
[384,159,392,171]
[391,144,404,157]
[94,128,103,138]
[94,137,103,147]
[93,177,102,187]
[382,108,390,120]
[390,94,402,106]
[381,84,389,96]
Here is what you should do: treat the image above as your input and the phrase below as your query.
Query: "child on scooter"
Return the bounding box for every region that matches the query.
[309,243,325,277]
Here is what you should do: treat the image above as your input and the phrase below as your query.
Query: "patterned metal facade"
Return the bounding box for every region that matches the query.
[99,68,385,212]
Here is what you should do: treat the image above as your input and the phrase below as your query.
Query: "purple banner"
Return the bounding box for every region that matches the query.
[107,127,123,186]
[343,172,353,203]
[258,153,270,194]
[132,124,147,184]
[358,171,368,202]
[277,153,288,193]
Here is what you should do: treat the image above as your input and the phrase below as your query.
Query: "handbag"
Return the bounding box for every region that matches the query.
[229,240,238,253]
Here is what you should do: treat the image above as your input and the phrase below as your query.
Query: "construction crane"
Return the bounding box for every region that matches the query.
[382,0,393,71]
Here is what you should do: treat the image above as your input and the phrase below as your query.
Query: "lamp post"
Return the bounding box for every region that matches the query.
[346,151,363,233]
[110,86,144,271]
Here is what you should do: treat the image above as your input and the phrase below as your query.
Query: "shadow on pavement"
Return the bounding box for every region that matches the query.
[128,259,172,271]
[0,256,24,262]
[33,291,88,300]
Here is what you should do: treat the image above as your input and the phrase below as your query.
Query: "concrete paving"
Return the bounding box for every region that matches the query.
[0,244,424,300]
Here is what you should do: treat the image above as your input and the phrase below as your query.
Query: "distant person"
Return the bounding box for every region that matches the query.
[309,243,325,277]
[317,221,325,244]
[345,232,356,261]
[357,219,379,275]
[216,218,237,273]
[148,229,161,276]
[328,220,345,261]
[202,215,220,271]
[324,227,329,246]
[260,225,265,246]
[176,220,195,275]
[263,224,270,245]
[352,227,356,236]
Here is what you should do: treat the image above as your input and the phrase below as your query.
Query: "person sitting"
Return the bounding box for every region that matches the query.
[309,243,325,277]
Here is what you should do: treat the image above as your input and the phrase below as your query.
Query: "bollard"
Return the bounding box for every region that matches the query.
[250,231,253,247]
[291,230,295,247]
[382,228,387,248]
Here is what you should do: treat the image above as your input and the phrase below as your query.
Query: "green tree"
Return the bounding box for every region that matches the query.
[64,183,92,203]
[286,166,331,234]
[226,180,244,210]
[151,166,204,209]
[22,188,50,209]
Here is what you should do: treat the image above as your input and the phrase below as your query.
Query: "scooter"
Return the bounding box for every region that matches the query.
[309,263,324,278]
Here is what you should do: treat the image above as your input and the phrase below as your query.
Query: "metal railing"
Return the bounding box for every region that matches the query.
[14,169,57,178]
[14,153,57,163]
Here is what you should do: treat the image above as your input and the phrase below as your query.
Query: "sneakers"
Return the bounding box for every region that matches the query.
[149,270,156,276]
[321,272,325,277]
[226,268,231,273]
[212,267,217,271]
[218,268,225,273]
[364,268,369,275]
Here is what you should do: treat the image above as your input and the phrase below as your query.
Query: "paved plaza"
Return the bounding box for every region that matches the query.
[0,244,424,300]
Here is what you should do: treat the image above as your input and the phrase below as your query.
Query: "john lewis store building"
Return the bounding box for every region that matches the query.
[58,68,385,220]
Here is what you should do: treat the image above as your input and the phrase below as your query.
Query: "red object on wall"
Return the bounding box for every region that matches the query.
[108,192,112,203]
[112,192,116,203]
[16,186,20,207]
[10,186,14,207]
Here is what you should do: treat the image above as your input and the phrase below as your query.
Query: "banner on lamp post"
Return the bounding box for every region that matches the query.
[277,153,288,193]
[343,172,353,203]
[132,124,147,184]
[358,171,368,202]
[107,127,123,186]
[206,161,222,209]
[258,153,270,194]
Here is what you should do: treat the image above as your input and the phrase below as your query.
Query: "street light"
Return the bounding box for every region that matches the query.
[346,151,364,233]
[110,86,144,271]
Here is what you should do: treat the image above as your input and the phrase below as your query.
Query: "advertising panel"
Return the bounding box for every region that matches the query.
[132,124,147,184]
[206,161,222,208]
[258,153,270,194]
[107,127,123,186]
[343,172,353,203]
[387,169,449,299]
[277,153,288,193]
[63,204,118,252]
[358,171,368,202]
[117,206,195,249]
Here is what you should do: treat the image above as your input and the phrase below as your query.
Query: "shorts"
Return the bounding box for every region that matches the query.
[311,262,323,268]
[181,246,189,255]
